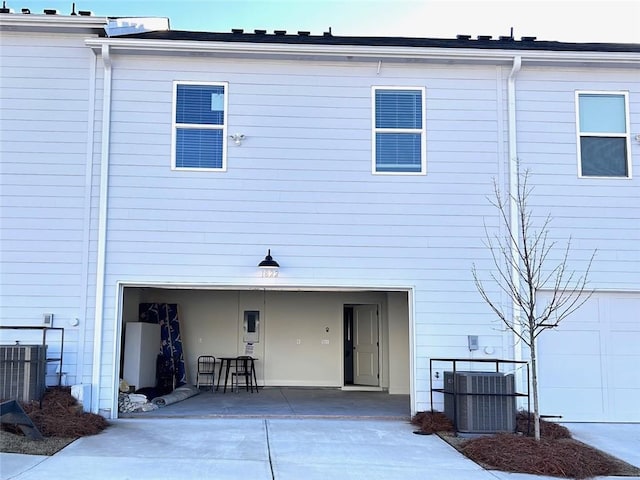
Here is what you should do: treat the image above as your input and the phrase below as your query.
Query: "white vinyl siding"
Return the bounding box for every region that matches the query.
[171,81,228,171]
[4,24,639,421]
[0,32,98,388]
[372,86,426,175]
[575,91,631,178]
[513,68,639,292]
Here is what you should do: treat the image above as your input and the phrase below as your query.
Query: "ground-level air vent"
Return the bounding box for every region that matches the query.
[0,345,47,403]
[444,371,516,434]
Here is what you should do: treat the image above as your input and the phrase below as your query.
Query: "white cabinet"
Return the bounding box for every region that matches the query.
[123,322,160,390]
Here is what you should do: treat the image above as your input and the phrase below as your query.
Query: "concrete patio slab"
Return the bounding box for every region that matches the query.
[2,416,639,480]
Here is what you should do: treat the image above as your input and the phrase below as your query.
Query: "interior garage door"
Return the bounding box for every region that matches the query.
[536,292,640,422]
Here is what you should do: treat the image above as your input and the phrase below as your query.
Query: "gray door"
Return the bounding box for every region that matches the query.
[353,305,379,386]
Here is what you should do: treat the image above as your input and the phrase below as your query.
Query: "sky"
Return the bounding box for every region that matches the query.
[10,0,640,43]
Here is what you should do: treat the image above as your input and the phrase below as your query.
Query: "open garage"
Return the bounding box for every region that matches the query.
[116,286,412,417]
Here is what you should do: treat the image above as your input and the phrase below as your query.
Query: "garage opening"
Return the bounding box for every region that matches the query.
[117,286,411,418]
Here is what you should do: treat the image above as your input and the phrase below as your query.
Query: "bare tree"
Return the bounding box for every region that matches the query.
[472,169,595,441]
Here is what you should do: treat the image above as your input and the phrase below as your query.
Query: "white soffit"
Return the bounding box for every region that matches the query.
[84,37,640,68]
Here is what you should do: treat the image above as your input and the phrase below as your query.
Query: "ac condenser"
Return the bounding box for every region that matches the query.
[444,371,516,434]
[0,345,47,403]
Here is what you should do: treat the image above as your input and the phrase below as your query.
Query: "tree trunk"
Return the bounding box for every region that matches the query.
[531,340,541,441]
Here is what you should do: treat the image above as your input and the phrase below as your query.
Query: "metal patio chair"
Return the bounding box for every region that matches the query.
[231,356,257,393]
[196,355,216,391]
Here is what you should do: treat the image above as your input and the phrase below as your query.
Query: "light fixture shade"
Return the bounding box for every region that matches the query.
[258,249,279,268]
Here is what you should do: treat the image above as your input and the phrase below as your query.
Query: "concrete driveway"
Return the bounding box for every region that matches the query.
[564,422,640,469]
[2,418,639,480]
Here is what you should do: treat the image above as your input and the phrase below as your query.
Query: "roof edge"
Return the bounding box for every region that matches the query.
[0,12,108,32]
[84,37,640,67]
[120,29,640,53]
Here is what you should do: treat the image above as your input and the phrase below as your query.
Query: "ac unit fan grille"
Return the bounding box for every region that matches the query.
[0,345,47,403]
[444,371,516,434]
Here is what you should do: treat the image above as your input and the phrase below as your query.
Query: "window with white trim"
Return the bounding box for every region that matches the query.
[576,91,631,178]
[372,87,426,174]
[172,82,228,171]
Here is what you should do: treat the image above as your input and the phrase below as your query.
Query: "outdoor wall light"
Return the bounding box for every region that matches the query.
[258,249,279,278]
[229,133,245,145]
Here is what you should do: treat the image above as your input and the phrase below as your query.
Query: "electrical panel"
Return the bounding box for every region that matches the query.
[243,310,260,343]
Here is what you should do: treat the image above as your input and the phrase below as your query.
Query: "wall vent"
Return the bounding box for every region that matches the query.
[444,371,516,433]
[0,345,47,403]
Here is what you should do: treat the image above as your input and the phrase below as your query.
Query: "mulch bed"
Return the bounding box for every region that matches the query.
[515,412,572,439]
[1,387,109,455]
[19,387,109,437]
[411,410,455,434]
[461,433,633,479]
[411,411,640,479]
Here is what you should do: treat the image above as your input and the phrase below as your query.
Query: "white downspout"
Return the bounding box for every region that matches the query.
[507,56,523,392]
[91,44,112,415]
[77,50,97,386]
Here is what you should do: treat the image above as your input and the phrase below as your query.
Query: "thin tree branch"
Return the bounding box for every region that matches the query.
[472,167,595,441]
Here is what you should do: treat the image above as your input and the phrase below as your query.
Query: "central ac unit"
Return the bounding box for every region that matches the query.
[0,345,47,403]
[444,371,516,434]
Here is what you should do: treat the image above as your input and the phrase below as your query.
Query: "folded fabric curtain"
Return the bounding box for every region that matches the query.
[139,303,187,389]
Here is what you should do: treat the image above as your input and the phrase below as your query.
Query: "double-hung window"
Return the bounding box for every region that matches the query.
[576,91,631,178]
[372,87,426,174]
[172,81,228,171]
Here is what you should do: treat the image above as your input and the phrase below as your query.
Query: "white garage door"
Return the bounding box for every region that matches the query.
[536,292,640,422]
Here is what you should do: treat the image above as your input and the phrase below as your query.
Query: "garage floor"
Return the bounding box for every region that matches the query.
[119,387,411,419]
